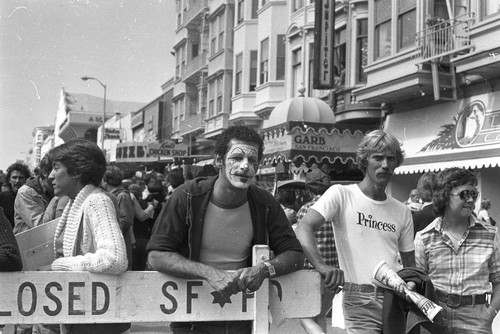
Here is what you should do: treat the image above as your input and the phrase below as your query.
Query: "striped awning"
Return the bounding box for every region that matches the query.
[395,156,500,174]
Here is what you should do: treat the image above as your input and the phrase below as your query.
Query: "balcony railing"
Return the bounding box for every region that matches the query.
[183,0,208,27]
[184,52,208,80]
[180,113,205,136]
[416,13,475,62]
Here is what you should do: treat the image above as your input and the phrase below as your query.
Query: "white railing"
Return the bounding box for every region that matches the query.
[416,13,475,62]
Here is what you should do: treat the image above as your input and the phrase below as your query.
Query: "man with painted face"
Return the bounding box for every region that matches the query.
[147,125,304,334]
[295,129,416,334]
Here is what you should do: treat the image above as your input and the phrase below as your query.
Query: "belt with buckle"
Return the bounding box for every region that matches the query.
[343,282,384,295]
[435,289,488,308]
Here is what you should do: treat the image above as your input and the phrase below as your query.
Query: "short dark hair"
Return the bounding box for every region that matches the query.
[48,138,106,187]
[103,166,124,187]
[356,130,404,175]
[168,168,185,189]
[39,154,52,178]
[214,126,264,162]
[6,162,31,181]
[433,168,477,217]
[417,172,437,202]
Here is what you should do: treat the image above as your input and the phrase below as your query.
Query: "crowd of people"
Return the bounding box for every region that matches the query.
[0,125,498,334]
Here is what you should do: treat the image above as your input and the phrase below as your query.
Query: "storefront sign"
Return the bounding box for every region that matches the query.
[313,0,335,89]
[263,134,293,155]
[292,130,359,152]
[104,128,121,140]
[387,93,500,158]
[262,127,363,165]
[115,142,156,163]
[148,140,189,158]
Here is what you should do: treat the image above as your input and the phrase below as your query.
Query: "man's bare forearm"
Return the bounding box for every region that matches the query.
[148,250,217,280]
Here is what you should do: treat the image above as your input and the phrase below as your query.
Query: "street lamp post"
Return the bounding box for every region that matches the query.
[81,76,107,150]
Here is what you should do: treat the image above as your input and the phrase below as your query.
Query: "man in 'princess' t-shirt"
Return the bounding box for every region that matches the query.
[295,129,415,334]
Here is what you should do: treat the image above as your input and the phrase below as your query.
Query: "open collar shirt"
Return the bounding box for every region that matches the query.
[415,215,500,295]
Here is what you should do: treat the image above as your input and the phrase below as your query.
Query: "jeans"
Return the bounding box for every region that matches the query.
[343,289,384,334]
[437,301,496,334]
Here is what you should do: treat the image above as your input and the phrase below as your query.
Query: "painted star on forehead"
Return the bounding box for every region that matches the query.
[210,291,233,308]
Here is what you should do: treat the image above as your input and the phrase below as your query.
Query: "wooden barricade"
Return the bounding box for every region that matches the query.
[0,245,321,334]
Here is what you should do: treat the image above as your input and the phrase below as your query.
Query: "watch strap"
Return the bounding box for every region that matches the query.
[263,261,276,278]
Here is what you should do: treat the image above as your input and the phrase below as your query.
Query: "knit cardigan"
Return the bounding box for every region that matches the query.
[51,185,128,274]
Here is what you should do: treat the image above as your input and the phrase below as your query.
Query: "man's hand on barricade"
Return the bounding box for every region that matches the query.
[206,268,242,298]
[318,265,344,294]
[236,263,268,294]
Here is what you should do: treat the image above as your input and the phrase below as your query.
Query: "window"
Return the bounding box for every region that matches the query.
[216,77,223,114]
[192,43,199,59]
[218,13,225,50]
[210,12,225,55]
[175,44,186,79]
[397,0,416,51]
[356,19,368,84]
[308,43,314,96]
[235,53,243,94]
[189,95,199,115]
[250,50,258,91]
[375,0,392,60]
[276,35,286,80]
[260,38,269,84]
[334,27,346,85]
[251,0,258,18]
[293,0,304,11]
[237,0,245,23]
[209,81,215,117]
[482,0,500,19]
[292,48,302,96]
[176,1,182,28]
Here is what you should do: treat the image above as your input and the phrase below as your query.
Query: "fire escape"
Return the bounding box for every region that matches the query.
[415,12,475,101]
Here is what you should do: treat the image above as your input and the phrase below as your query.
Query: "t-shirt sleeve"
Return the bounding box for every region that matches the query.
[310,185,342,223]
[398,207,415,253]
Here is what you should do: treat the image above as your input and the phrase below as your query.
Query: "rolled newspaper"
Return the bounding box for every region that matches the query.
[373,261,442,322]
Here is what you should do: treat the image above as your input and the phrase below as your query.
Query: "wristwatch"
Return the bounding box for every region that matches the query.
[262,261,276,278]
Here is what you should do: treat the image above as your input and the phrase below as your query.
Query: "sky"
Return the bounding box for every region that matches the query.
[0,0,177,171]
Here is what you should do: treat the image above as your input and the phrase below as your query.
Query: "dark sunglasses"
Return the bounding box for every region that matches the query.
[451,189,479,201]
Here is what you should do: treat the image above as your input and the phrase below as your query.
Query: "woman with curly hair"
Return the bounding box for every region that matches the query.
[415,167,500,333]
[46,138,129,334]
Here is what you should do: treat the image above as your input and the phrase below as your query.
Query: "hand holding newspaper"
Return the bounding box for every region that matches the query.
[372,261,442,322]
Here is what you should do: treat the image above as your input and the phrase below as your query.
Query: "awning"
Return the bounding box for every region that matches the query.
[395,156,500,174]
[261,125,364,166]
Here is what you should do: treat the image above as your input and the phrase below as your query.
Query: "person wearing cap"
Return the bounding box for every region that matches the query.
[295,129,415,333]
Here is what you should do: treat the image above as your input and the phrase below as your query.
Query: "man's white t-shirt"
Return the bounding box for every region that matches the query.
[311,184,414,285]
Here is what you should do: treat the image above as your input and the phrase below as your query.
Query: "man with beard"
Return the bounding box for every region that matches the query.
[147,126,304,334]
[0,162,31,229]
[13,154,59,234]
[295,130,416,334]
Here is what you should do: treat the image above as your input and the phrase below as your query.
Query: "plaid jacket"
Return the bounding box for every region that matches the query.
[296,195,339,269]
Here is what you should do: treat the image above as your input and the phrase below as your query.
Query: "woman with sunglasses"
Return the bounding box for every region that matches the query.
[414,167,500,333]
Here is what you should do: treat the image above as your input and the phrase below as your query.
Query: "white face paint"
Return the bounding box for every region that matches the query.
[220,140,259,190]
